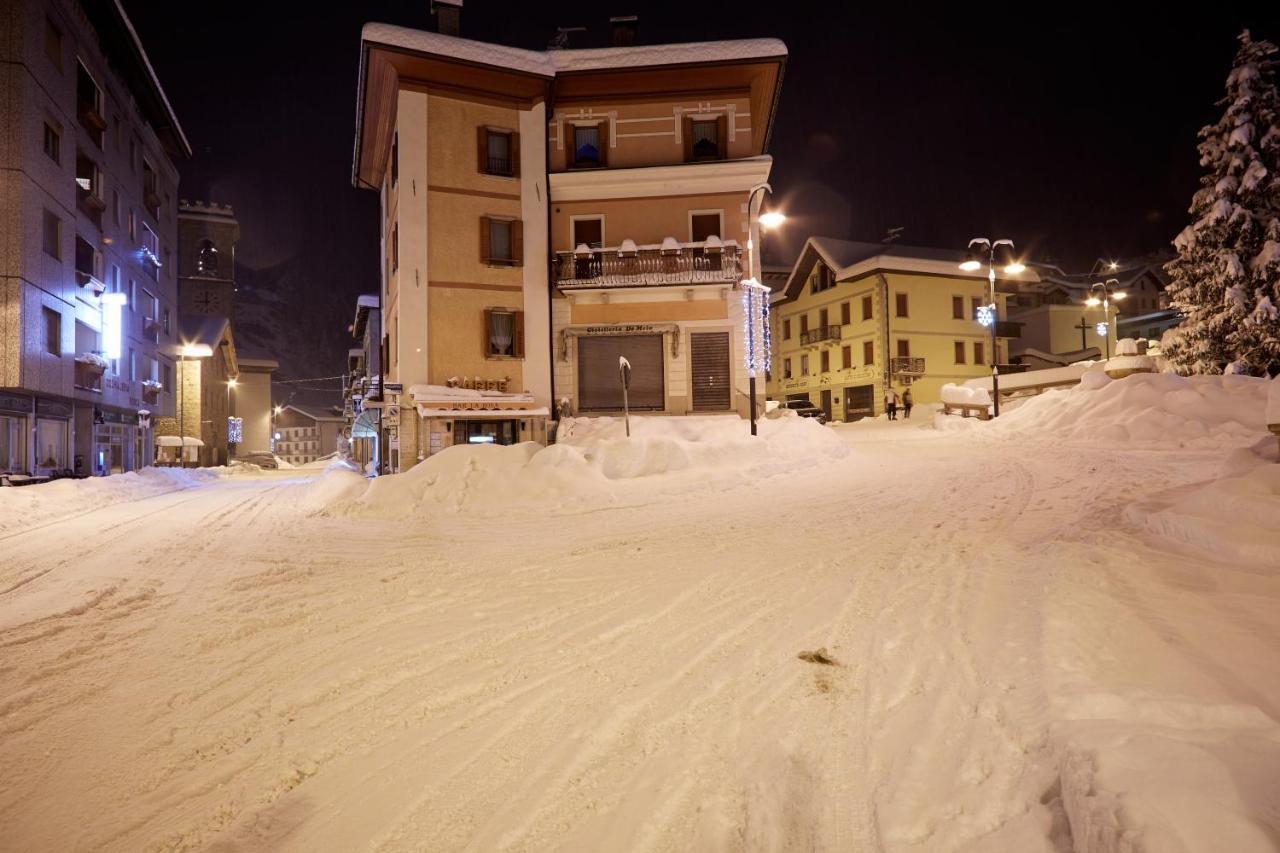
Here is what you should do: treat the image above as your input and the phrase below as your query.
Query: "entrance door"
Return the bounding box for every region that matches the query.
[820,389,832,421]
[578,335,665,411]
[690,332,731,411]
[843,385,875,421]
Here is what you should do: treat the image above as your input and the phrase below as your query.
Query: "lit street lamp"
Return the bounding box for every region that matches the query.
[1084,278,1126,360]
[178,343,213,467]
[960,238,1024,418]
[743,182,785,436]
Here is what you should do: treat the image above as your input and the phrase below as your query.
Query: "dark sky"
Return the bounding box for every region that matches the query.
[121,0,1278,380]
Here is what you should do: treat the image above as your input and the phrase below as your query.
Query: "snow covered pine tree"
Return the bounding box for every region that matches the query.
[1164,30,1280,376]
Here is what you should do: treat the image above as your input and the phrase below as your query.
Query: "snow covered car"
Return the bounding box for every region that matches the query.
[240,451,279,470]
[778,399,828,423]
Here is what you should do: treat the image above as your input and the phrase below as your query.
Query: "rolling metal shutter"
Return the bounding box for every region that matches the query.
[690,332,731,411]
[578,334,665,411]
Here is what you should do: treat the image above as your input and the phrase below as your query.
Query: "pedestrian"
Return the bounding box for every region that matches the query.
[885,386,898,420]
[902,388,914,419]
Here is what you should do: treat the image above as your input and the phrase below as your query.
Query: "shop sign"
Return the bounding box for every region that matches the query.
[0,392,32,414]
[583,324,656,335]
[383,407,400,427]
[36,398,73,418]
[384,383,403,394]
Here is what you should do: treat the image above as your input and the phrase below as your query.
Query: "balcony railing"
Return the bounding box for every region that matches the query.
[485,157,513,176]
[994,320,1022,338]
[800,325,841,345]
[75,270,106,295]
[554,241,742,289]
[891,357,926,376]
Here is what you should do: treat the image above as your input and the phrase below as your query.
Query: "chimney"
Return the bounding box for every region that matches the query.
[432,0,462,37]
[609,15,638,47]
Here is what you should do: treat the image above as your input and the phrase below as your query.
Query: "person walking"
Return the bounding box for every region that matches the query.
[885,386,898,421]
[902,388,914,419]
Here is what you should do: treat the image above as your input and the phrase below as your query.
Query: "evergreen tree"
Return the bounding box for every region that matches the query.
[1164,30,1280,376]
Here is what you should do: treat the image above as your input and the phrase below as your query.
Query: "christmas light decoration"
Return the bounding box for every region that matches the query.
[1096,322,1109,337]
[976,304,996,328]
[741,278,772,376]
[227,416,243,444]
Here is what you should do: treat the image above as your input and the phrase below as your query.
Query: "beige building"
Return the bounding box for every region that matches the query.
[234,356,276,454]
[1,0,187,476]
[352,10,786,471]
[768,238,1036,420]
[273,404,343,467]
[152,315,236,466]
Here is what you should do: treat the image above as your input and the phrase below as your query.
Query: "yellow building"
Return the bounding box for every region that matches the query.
[768,238,1037,420]
[352,12,787,470]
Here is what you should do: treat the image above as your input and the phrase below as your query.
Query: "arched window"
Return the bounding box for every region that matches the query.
[196,239,218,275]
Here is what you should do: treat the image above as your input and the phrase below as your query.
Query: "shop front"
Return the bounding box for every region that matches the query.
[0,392,33,474]
[90,409,145,475]
[34,398,73,475]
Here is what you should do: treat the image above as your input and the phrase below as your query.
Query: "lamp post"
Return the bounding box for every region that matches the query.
[226,377,238,462]
[1085,278,1126,360]
[177,343,213,467]
[960,238,1024,418]
[744,182,785,436]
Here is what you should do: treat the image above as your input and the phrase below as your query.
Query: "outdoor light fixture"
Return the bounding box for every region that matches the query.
[1084,279,1124,359]
[758,210,786,230]
[100,292,128,360]
[743,183,784,437]
[958,237,1023,417]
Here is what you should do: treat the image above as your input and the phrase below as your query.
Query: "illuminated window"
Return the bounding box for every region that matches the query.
[196,240,218,275]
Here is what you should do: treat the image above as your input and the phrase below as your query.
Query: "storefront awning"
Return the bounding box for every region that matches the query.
[155,436,205,447]
[351,408,379,439]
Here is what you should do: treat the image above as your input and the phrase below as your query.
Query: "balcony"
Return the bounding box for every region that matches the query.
[142,380,162,404]
[77,100,107,134]
[800,325,841,346]
[890,357,926,376]
[995,320,1022,338]
[485,156,513,177]
[554,239,742,289]
[74,354,106,391]
[75,270,106,295]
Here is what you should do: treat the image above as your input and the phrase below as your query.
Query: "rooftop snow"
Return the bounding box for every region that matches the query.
[360,23,786,77]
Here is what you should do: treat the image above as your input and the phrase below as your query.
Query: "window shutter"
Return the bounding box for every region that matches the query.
[683,116,694,161]
[596,121,609,167]
[514,311,525,357]
[716,115,727,158]
[510,131,520,178]
[477,127,487,174]
[479,216,490,263]
[483,308,493,357]
[512,219,524,267]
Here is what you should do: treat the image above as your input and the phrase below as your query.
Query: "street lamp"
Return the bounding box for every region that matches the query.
[1084,279,1126,360]
[743,183,785,436]
[226,377,239,461]
[178,343,212,467]
[959,238,1024,418]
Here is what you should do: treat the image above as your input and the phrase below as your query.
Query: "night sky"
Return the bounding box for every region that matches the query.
[121,0,1279,385]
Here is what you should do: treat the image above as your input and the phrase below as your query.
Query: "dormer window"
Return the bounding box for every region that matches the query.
[571,124,607,169]
[684,116,727,162]
[197,240,218,275]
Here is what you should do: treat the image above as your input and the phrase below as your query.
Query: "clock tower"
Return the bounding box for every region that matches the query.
[177,201,239,318]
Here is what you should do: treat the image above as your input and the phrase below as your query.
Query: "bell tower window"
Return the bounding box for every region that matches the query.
[196,239,218,275]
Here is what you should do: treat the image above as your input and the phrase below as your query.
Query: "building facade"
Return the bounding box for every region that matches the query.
[152,315,236,466]
[0,0,188,475]
[352,15,787,471]
[343,294,381,472]
[235,356,277,454]
[274,404,343,466]
[769,238,1033,420]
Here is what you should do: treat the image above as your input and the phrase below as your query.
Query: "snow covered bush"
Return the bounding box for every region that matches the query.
[1163,30,1280,377]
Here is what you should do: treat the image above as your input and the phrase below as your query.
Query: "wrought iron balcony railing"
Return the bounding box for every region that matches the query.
[554,241,742,289]
[890,357,926,376]
[800,325,841,346]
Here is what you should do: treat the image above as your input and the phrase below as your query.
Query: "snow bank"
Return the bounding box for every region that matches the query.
[0,467,222,535]
[940,373,1272,450]
[1267,374,1280,425]
[329,415,847,518]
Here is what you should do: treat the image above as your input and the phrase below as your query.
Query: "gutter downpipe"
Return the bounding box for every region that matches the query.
[877,272,891,414]
[545,78,557,440]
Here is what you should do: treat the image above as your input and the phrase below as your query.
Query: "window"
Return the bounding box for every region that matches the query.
[391,132,399,185]
[952,296,964,319]
[863,340,874,365]
[129,279,136,309]
[685,116,725,161]
[571,123,606,168]
[572,217,604,250]
[128,209,136,241]
[75,235,97,285]
[391,224,398,272]
[485,309,523,358]
[481,217,522,266]
[42,210,60,259]
[783,357,792,379]
[45,18,62,69]
[479,128,517,177]
[841,302,851,325]
[800,354,809,376]
[142,158,159,217]
[895,293,909,317]
[897,340,911,358]
[862,295,873,321]
[820,350,830,373]
[76,62,104,147]
[954,341,966,363]
[43,123,60,163]
[974,341,985,365]
[819,308,829,329]
[972,297,983,320]
[43,308,61,356]
[36,419,67,470]
[197,240,219,275]
[162,363,172,392]
[782,319,791,340]
[76,150,103,225]
[800,314,809,335]
[690,212,722,243]
[842,345,852,369]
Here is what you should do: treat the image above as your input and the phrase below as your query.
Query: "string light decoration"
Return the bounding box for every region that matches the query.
[976,304,997,328]
[741,278,772,377]
[227,416,243,444]
[1096,322,1109,337]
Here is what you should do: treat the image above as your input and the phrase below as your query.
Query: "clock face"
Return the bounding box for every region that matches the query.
[191,286,228,315]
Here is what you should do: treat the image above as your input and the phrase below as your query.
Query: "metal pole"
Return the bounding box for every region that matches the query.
[746,185,766,435]
[988,252,1001,418]
[1104,297,1112,360]
[178,354,184,467]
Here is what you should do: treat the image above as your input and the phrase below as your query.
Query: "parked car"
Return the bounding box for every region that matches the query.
[239,451,279,470]
[779,399,828,424]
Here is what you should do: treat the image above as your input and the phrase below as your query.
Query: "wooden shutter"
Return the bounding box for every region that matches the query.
[510,131,520,178]
[842,345,852,368]
[864,340,874,365]
[841,302,851,325]
[596,121,608,167]
[483,308,492,357]
[682,116,694,161]
[513,311,525,357]
[512,219,524,267]
[479,216,490,263]
[477,127,487,174]
[716,116,727,159]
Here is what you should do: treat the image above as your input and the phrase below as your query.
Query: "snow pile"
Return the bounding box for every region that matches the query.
[0,467,221,535]
[1267,374,1280,425]
[333,415,847,517]
[940,372,1273,449]
[939,383,992,407]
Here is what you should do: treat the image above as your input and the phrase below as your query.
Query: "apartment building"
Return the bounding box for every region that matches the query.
[352,7,787,471]
[769,238,1035,420]
[343,294,381,472]
[273,404,343,467]
[0,0,188,475]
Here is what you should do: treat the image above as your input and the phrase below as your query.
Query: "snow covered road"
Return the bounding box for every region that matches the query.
[1,415,1277,851]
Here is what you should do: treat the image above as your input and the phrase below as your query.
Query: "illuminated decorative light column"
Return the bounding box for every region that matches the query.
[741,279,771,437]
